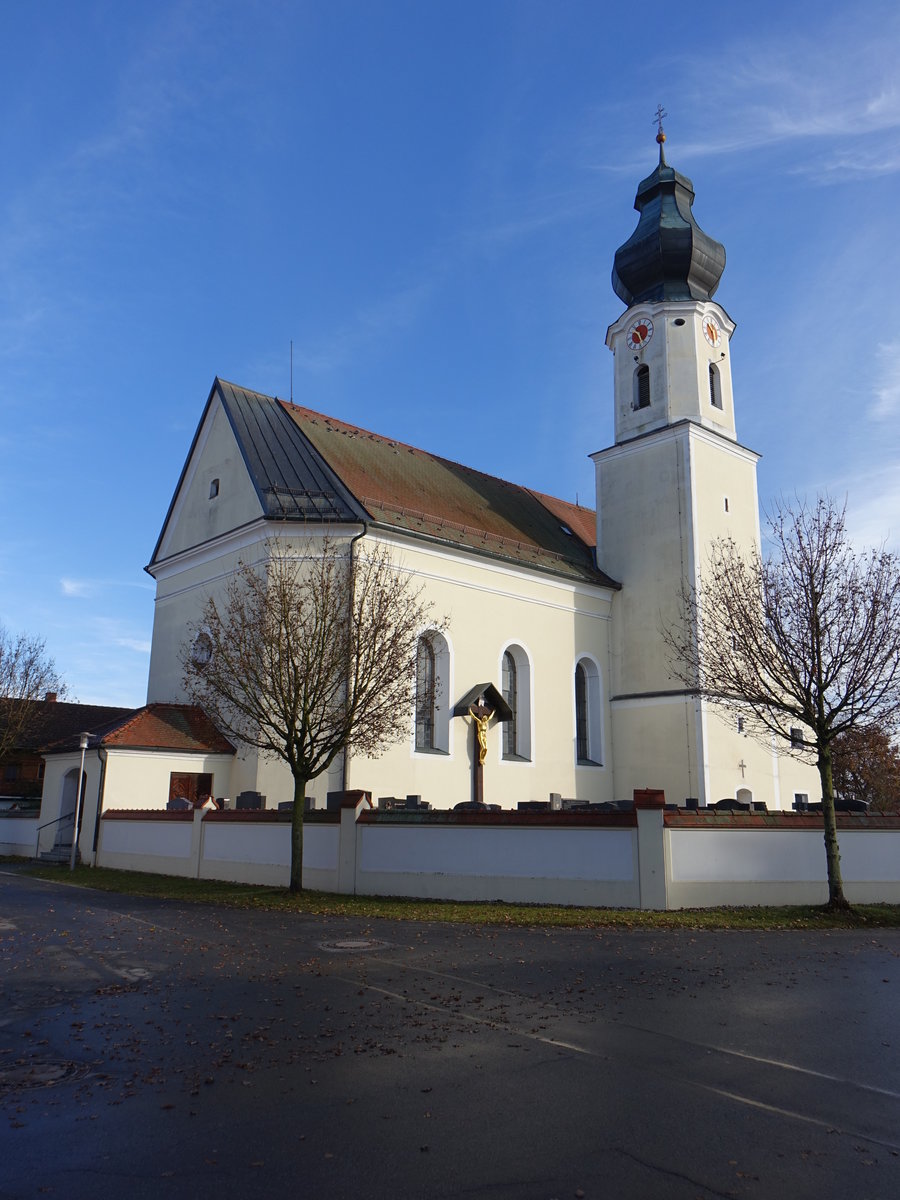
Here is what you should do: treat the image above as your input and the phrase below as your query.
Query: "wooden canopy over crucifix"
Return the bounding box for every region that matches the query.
[453,683,513,806]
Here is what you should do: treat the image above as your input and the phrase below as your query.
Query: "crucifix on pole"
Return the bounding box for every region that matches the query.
[452,683,513,808]
[468,703,493,806]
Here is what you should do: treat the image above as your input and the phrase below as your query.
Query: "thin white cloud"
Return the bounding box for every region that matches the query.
[634,19,900,180]
[60,577,153,599]
[869,342,900,420]
[60,578,94,598]
[115,637,152,655]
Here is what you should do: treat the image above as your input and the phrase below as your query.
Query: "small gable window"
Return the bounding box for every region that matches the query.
[634,365,650,410]
[209,478,220,499]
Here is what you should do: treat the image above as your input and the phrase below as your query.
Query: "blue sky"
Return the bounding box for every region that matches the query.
[2,0,899,706]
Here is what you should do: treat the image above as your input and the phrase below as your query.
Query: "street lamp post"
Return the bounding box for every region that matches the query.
[69,733,91,871]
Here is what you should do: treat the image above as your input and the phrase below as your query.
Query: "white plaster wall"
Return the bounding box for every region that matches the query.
[39,751,103,858]
[202,820,289,866]
[0,815,39,855]
[359,824,634,879]
[666,827,900,906]
[96,813,339,889]
[355,823,639,906]
[147,532,272,703]
[156,397,264,562]
[103,751,235,810]
[197,819,340,888]
[101,818,193,859]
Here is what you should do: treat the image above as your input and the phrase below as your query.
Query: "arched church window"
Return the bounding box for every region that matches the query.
[574,657,603,766]
[634,365,650,410]
[501,644,532,761]
[414,631,450,753]
[502,651,517,758]
[415,637,436,750]
[709,363,722,409]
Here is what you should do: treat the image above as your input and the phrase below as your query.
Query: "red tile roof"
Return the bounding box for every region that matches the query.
[99,705,235,753]
[281,401,614,586]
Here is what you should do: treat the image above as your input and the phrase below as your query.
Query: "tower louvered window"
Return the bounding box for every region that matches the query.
[709,363,722,409]
[635,365,650,409]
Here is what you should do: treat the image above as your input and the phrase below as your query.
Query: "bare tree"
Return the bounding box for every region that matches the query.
[664,497,900,909]
[0,625,67,762]
[181,537,439,892]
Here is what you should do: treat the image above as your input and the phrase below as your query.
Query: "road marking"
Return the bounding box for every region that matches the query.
[367,955,900,1104]
[694,1083,900,1153]
[346,975,900,1155]
[697,1041,900,1101]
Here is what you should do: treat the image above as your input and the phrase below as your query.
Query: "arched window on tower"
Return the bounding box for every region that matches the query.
[414,631,450,753]
[574,657,603,766]
[501,644,532,761]
[709,363,723,410]
[634,364,650,410]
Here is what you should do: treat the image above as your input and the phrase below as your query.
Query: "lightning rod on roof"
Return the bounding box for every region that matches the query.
[290,339,293,403]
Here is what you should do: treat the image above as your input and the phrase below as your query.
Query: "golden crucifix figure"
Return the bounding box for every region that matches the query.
[468,704,493,766]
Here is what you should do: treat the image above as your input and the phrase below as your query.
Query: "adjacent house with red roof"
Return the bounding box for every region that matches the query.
[34,704,234,862]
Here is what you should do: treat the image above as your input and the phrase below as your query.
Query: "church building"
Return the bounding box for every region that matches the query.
[143,132,818,815]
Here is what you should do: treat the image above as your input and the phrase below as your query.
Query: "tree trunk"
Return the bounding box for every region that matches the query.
[817,743,849,910]
[289,775,306,893]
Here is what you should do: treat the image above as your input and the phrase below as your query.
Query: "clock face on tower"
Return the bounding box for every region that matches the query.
[626,317,653,350]
[703,316,721,347]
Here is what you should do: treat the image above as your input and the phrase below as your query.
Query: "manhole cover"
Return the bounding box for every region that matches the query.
[319,938,388,953]
[0,1061,91,1090]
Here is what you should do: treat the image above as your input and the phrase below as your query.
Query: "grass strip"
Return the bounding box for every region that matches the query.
[8,861,900,930]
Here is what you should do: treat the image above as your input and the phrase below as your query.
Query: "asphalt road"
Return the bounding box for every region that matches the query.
[1,870,899,1199]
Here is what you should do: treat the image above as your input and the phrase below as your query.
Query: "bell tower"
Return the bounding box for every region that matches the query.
[606,116,735,444]
[593,117,763,808]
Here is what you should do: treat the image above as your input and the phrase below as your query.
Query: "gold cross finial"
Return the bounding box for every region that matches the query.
[653,104,667,143]
[653,105,668,164]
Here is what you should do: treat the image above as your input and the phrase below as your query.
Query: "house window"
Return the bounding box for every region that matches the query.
[575,657,603,766]
[4,763,19,782]
[414,631,450,753]
[709,364,722,409]
[634,364,650,410]
[790,727,804,749]
[168,772,214,806]
[209,478,220,499]
[737,716,745,734]
[501,644,532,761]
[794,792,809,810]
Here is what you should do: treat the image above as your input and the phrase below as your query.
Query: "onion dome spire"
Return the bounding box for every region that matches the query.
[611,109,726,306]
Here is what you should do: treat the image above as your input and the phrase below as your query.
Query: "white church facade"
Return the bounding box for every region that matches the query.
[140,133,818,817]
